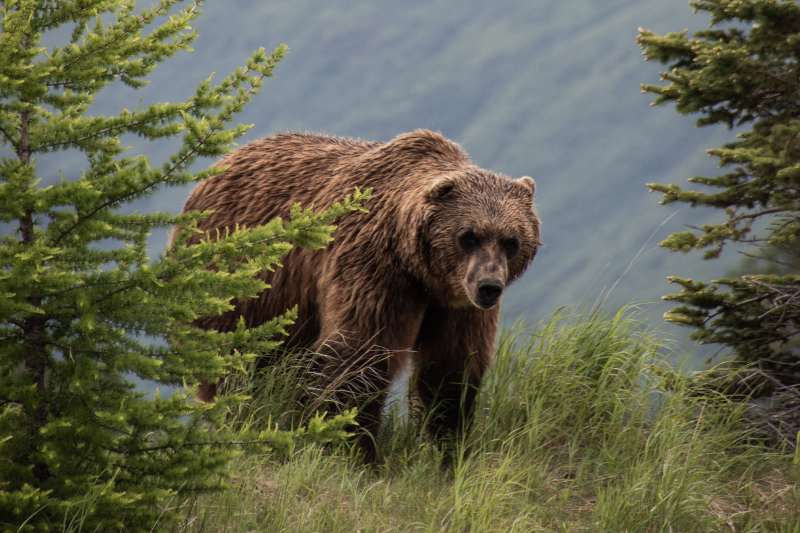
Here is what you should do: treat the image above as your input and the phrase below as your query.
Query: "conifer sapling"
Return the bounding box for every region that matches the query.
[0,0,366,529]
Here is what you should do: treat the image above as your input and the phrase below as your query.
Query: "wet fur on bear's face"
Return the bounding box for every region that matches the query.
[421,170,540,309]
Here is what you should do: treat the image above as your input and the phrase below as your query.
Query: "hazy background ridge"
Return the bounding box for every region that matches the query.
[18,0,747,365]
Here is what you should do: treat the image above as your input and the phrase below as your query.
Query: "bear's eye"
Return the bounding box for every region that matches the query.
[459,231,479,253]
[503,239,519,258]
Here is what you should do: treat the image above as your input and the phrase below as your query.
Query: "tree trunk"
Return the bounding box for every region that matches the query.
[18,31,51,483]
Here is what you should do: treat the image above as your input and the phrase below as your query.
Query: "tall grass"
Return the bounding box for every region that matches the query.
[168,304,798,531]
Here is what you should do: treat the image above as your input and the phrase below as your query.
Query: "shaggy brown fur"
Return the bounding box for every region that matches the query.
[172,130,541,461]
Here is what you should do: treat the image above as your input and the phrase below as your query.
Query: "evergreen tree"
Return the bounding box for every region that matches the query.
[638,0,800,392]
[0,0,365,530]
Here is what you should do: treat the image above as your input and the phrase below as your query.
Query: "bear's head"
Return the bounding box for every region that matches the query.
[419,170,540,310]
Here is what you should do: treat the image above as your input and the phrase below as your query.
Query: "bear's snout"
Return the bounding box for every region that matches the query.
[476,278,504,308]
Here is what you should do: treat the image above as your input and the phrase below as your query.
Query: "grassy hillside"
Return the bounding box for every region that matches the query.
[151,305,797,532]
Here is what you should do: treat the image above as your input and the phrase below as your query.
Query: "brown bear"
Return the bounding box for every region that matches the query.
[172,130,540,461]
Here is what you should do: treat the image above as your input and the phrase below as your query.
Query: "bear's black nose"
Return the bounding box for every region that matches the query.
[477,278,504,306]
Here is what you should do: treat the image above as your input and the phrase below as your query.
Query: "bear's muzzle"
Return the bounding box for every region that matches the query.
[476,278,504,308]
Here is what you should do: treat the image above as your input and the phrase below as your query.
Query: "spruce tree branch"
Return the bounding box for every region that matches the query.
[0,121,16,146]
[36,119,145,150]
[57,0,195,74]
[34,4,106,32]
[48,37,277,249]
[51,69,270,246]
[0,3,31,57]
[50,172,171,248]
[756,69,792,87]
[183,61,269,124]
[45,224,300,303]
[44,335,246,359]
[45,31,192,90]
[90,280,147,306]
[736,208,787,220]
[43,277,131,301]
[45,72,116,88]
[738,249,798,269]
[49,101,235,248]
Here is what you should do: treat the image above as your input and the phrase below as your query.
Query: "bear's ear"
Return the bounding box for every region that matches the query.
[427,176,457,200]
[517,176,536,198]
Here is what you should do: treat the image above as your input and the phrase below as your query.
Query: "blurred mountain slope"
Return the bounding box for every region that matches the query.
[22,0,741,356]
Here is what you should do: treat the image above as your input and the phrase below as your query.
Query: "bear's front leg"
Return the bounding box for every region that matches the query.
[313,279,427,464]
[313,333,391,463]
[413,304,498,453]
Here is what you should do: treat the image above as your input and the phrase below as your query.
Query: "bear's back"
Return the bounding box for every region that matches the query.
[175,130,470,248]
[177,133,379,243]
